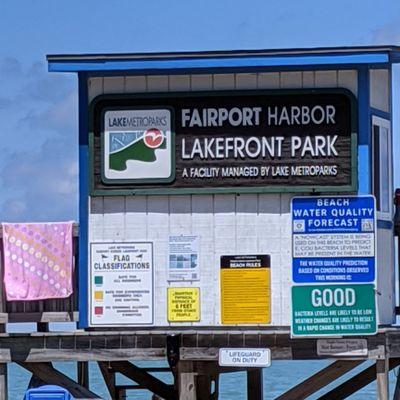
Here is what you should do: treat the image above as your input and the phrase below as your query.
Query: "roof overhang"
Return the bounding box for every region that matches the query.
[47,46,400,75]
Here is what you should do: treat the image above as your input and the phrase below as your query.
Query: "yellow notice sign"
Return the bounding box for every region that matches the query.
[221,255,270,324]
[168,287,200,322]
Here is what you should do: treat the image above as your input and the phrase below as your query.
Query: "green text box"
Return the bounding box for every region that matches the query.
[292,284,376,337]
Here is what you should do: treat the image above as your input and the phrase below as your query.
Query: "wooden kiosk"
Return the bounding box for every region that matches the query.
[0,46,398,399]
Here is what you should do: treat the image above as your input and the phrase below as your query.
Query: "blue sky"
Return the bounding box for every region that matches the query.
[0,0,400,221]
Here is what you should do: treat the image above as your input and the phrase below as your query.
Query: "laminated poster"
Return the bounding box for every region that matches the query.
[168,235,200,281]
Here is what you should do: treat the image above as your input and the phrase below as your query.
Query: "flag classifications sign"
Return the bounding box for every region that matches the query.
[89,242,154,326]
[90,90,357,195]
[292,196,376,283]
[292,284,377,336]
[220,255,270,325]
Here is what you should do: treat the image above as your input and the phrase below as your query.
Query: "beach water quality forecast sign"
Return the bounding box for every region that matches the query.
[292,196,376,283]
[291,195,377,337]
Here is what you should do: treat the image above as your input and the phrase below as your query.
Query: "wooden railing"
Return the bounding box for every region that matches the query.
[0,224,79,324]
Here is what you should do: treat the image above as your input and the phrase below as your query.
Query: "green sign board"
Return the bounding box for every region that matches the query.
[292,284,376,336]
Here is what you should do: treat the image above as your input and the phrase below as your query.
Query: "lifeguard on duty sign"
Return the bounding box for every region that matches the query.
[219,348,271,368]
[291,195,377,337]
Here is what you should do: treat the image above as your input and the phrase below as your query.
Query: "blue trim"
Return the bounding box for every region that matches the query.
[48,53,389,73]
[358,67,370,145]
[357,67,371,195]
[78,73,89,328]
[377,220,393,229]
[358,145,370,194]
[370,108,391,120]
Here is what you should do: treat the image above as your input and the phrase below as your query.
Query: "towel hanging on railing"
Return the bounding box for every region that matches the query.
[2,222,74,301]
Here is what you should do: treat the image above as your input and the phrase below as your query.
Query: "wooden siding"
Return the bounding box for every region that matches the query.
[370,69,390,112]
[87,70,394,327]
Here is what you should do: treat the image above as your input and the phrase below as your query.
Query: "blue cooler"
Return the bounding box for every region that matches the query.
[24,385,73,400]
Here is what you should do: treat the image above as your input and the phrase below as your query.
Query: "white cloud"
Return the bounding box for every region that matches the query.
[5,200,27,217]
[0,58,78,222]
[0,135,78,221]
[20,90,78,133]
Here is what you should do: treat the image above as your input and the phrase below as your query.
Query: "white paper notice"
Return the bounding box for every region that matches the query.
[168,235,200,281]
[90,242,153,326]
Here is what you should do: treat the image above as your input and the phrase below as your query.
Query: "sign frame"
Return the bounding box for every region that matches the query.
[89,89,358,196]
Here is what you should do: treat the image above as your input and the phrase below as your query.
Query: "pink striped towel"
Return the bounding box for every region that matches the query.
[2,222,74,301]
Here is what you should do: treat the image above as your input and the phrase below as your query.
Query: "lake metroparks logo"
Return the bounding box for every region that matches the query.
[102,109,174,183]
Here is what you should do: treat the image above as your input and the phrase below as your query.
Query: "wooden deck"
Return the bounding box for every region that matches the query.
[0,327,395,363]
[0,327,398,399]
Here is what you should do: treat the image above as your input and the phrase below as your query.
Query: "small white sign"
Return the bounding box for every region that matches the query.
[317,339,368,357]
[218,348,271,368]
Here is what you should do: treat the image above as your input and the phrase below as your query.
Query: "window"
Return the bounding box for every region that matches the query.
[372,116,392,214]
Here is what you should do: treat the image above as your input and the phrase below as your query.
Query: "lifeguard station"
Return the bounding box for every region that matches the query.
[0,45,398,399]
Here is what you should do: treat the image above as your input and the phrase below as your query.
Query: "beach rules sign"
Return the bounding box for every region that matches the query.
[291,196,377,337]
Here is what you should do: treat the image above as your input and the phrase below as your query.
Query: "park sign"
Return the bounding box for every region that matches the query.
[90,89,357,195]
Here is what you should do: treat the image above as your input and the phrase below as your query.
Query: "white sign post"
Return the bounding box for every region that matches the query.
[89,242,154,326]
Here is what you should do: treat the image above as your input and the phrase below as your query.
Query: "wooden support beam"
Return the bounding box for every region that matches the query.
[196,374,211,400]
[177,361,196,400]
[110,361,177,400]
[98,362,116,400]
[247,369,263,400]
[78,361,90,389]
[376,359,389,400]
[0,363,7,400]
[276,360,364,400]
[318,358,400,400]
[18,362,101,399]
[0,325,7,400]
